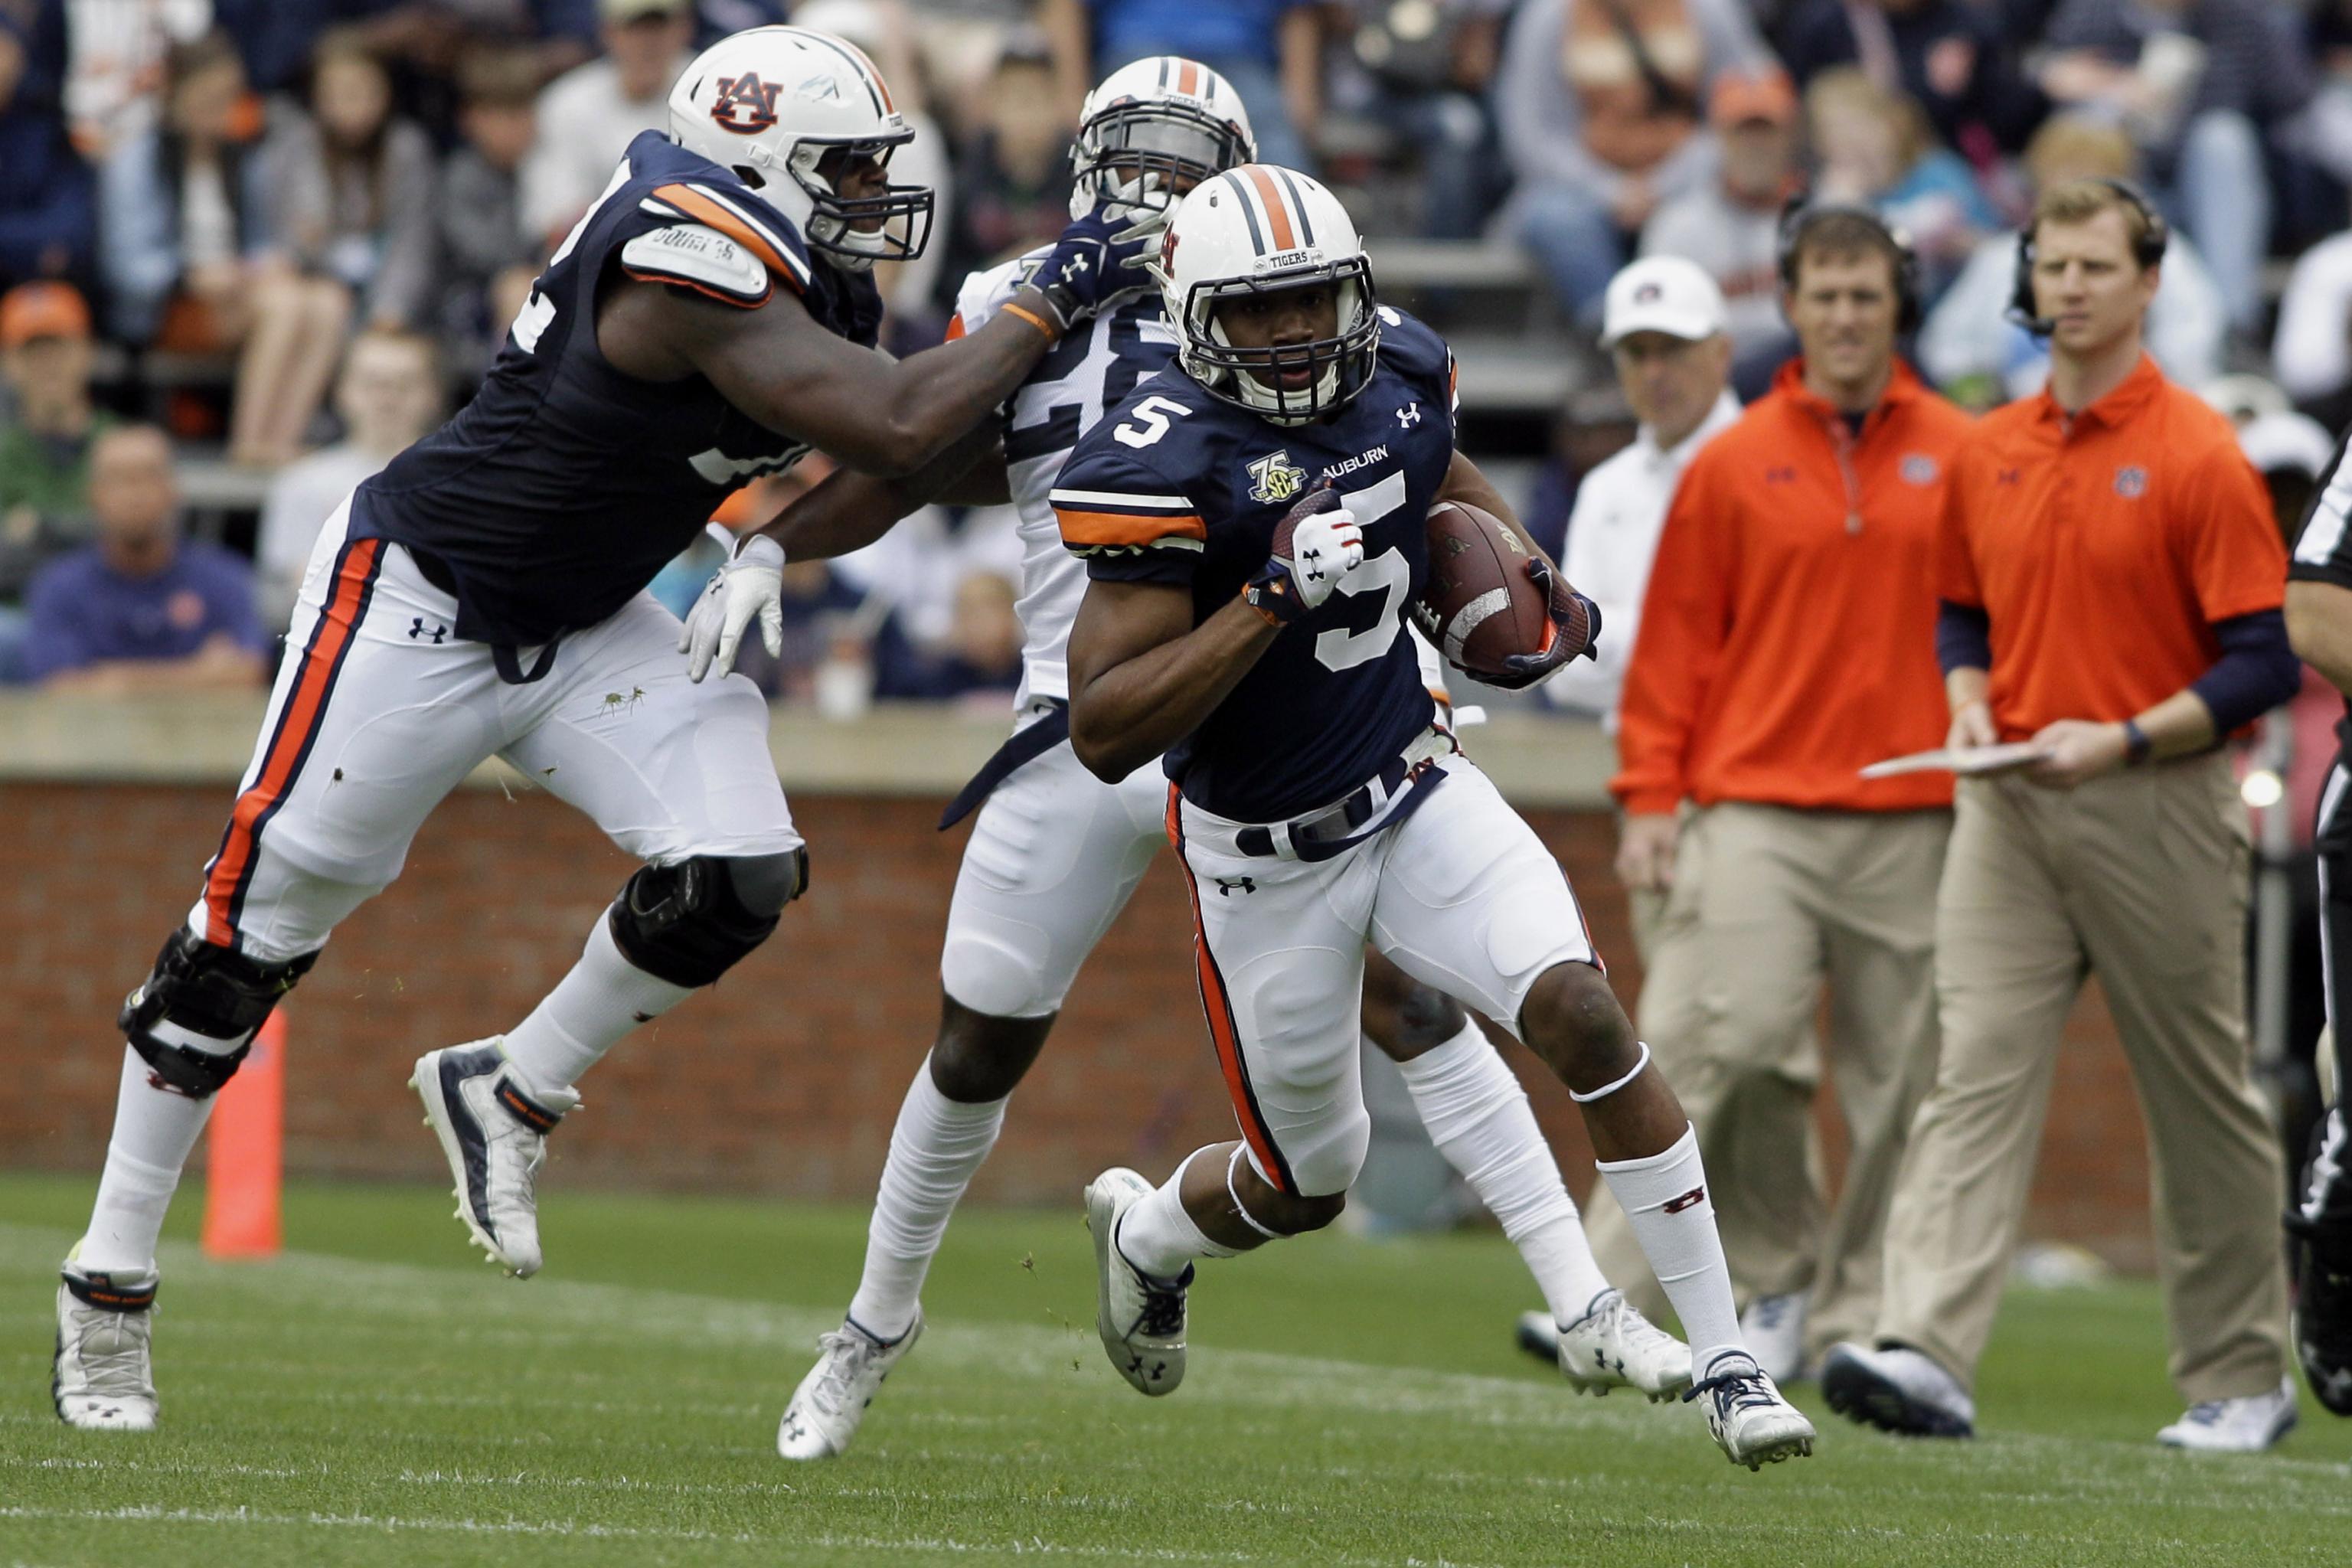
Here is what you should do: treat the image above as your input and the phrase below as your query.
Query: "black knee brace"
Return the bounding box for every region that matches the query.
[119,928,318,1099]
[606,848,806,988]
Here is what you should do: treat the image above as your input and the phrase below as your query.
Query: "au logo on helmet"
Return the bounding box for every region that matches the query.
[710,74,784,133]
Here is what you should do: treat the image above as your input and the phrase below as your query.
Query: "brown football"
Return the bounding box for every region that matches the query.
[1419,500,1549,677]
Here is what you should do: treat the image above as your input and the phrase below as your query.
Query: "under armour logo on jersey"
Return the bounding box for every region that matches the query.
[1997,468,2022,485]
[1397,402,1422,429]
[407,617,448,645]
[1765,466,1797,485]
[1663,1185,1707,1215]
[710,74,784,133]
[1214,876,1256,896]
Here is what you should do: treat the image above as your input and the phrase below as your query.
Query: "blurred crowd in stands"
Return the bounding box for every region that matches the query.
[5,0,2352,705]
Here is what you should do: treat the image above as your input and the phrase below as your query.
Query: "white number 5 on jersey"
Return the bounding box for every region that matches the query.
[1113,395,1194,449]
[1315,470,1411,672]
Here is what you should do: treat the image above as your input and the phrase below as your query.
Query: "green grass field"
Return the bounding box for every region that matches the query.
[3,1171,2347,1568]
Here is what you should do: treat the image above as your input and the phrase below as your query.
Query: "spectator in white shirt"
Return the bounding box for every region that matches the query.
[518,0,694,249]
[254,328,441,630]
[1547,255,1739,731]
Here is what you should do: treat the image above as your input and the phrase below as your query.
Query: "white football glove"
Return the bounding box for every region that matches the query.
[678,533,785,683]
[1281,508,1366,610]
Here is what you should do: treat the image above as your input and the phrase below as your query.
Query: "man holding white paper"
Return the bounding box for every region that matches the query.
[1824,178,2302,1451]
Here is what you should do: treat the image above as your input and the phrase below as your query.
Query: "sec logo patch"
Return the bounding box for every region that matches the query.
[1900,453,1940,486]
[2114,465,2148,498]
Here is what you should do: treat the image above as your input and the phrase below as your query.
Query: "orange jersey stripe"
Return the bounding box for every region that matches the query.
[1165,785,1292,1191]
[1243,167,1296,251]
[204,538,382,945]
[648,185,802,292]
[1054,508,1208,547]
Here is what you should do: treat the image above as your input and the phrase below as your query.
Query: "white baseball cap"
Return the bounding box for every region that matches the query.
[1599,256,1727,349]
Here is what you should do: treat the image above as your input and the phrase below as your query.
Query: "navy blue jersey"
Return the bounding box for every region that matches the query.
[356,132,880,647]
[1053,306,1459,822]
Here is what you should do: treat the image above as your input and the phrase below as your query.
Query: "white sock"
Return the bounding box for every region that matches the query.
[1115,1146,1240,1280]
[501,916,692,1093]
[80,1049,213,1274]
[845,1056,1008,1341]
[1396,1021,1612,1325]
[1596,1123,1743,1367]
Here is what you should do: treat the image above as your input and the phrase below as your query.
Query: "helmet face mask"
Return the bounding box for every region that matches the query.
[1071,99,1255,222]
[1182,263,1378,424]
[789,136,933,270]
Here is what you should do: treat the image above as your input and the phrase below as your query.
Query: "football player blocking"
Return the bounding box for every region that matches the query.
[52,26,1158,1432]
[731,64,1713,1462]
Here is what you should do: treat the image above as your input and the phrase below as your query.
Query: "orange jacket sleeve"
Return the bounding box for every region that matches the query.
[1612,450,1738,816]
[2173,442,2288,623]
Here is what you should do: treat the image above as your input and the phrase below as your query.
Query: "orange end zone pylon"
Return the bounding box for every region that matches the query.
[202,1011,285,1259]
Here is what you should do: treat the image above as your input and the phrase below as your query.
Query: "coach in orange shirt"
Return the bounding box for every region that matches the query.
[1584,207,1969,1379]
[1824,179,2301,1451]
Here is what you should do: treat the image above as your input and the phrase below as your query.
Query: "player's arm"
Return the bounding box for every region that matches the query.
[607,279,1055,479]
[1067,580,1280,782]
[751,426,1008,564]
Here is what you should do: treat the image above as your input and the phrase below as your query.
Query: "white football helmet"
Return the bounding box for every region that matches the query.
[1068,56,1256,225]
[1154,165,1380,425]
[667,25,933,272]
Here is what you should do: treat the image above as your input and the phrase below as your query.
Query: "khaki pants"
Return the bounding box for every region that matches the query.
[1875,756,2288,1400]
[1586,803,1948,1354]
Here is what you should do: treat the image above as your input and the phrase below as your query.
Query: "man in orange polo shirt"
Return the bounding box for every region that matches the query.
[1824,178,2301,1451]
[1583,207,1968,1380]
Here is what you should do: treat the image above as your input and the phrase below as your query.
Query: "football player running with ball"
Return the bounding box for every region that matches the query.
[692,60,1691,1462]
[51,25,1155,1433]
[1054,168,1816,1468]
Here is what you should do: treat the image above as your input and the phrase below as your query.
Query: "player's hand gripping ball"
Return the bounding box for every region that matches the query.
[1417,499,1599,688]
[678,533,786,683]
[1244,485,1366,624]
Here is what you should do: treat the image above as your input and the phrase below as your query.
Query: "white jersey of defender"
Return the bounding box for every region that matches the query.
[950,251,1449,708]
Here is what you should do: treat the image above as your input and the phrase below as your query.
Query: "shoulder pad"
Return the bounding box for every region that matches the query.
[635,179,814,296]
[620,224,775,308]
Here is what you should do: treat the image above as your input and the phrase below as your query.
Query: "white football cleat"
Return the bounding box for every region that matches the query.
[1740,1291,1809,1383]
[1554,1289,1693,1400]
[1086,1168,1191,1396]
[54,1253,158,1432]
[411,1040,579,1278]
[778,1311,924,1461]
[2156,1377,2298,1452]
[1819,1341,1975,1438]
[1685,1350,1817,1469]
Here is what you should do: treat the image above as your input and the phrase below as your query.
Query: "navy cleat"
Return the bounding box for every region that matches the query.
[411,1039,578,1277]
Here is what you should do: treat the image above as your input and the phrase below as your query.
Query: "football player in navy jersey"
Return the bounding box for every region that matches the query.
[1052,167,1818,1469]
[683,60,1694,1462]
[50,24,1158,1434]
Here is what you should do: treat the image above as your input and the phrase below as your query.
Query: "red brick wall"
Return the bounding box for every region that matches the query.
[0,782,2158,1263]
